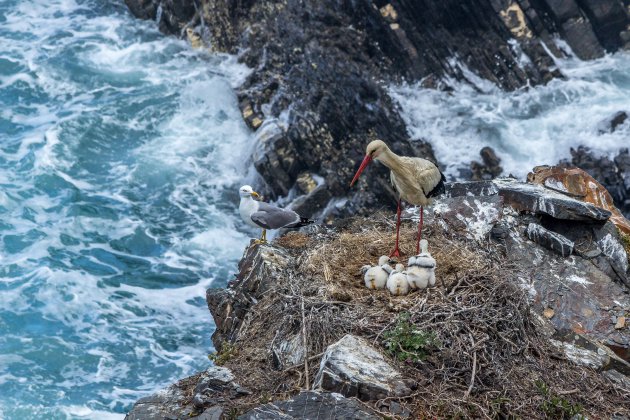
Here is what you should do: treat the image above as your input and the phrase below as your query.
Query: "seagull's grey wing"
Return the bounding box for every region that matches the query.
[250,202,300,229]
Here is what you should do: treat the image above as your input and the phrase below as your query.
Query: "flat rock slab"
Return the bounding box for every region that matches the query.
[238,391,381,420]
[312,334,412,401]
[526,222,574,257]
[494,178,612,221]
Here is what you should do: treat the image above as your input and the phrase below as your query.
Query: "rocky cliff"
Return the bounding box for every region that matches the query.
[125,174,630,419]
[124,0,630,219]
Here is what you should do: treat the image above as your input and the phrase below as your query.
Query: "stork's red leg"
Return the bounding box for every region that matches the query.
[390,199,402,258]
[416,206,424,254]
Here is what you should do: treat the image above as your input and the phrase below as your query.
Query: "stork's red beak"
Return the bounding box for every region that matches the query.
[350,154,372,186]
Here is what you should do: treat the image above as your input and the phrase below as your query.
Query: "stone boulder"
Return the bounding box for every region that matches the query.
[238,391,381,420]
[312,334,413,401]
[125,366,247,420]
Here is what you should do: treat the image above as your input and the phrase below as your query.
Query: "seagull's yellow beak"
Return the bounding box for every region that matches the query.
[251,191,260,199]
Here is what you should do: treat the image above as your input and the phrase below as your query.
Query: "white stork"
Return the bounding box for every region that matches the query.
[350,140,445,257]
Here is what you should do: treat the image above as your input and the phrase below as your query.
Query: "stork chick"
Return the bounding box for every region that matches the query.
[350,140,446,257]
[387,263,409,296]
[362,255,392,290]
[406,239,436,289]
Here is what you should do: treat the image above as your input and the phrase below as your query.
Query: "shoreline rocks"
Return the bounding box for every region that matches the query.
[123,0,630,219]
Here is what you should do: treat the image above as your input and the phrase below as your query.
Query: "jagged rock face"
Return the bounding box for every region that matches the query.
[443,177,630,349]
[206,243,291,351]
[123,0,630,218]
[238,391,382,419]
[312,334,413,401]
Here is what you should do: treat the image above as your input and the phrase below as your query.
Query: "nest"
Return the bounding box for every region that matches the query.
[217,214,629,418]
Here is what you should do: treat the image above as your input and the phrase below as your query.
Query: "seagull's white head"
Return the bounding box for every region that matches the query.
[378,255,390,266]
[239,185,260,199]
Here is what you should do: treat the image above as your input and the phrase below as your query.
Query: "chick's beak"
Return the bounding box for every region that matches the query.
[350,154,372,187]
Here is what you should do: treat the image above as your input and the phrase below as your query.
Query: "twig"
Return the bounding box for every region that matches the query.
[301,296,310,390]
[464,333,477,399]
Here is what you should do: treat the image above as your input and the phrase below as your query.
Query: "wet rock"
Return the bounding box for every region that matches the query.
[576,0,629,52]
[238,391,381,420]
[312,334,412,401]
[526,222,574,257]
[598,111,628,134]
[291,184,333,219]
[470,146,503,181]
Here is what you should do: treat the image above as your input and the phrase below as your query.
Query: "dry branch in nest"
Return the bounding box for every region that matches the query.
[220,215,629,418]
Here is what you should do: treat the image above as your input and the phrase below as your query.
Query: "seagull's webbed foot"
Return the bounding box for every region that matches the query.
[253,229,268,245]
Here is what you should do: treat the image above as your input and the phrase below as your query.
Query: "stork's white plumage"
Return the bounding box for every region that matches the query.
[350,140,445,257]
[387,263,409,296]
[362,255,392,290]
[406,239,436,289]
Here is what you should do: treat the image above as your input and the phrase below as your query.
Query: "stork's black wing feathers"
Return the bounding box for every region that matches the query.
[426,172,446,198]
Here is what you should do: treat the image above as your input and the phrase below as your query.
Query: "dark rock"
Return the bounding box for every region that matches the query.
[598,111,629,134]
[471,146,503,181]
[575,0,629,51]
[526,222,574,257]
[291,184,333,219]
[238,391,381,420]
[559,16,605,59]
[192,407,223,420]
[312,334,412,401]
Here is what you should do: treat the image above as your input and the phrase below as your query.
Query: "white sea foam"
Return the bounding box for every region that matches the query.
[390,51,630,179]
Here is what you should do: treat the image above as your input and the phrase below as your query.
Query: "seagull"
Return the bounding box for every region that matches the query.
[350,139,446,257]
[387,263,409,296]
[361,255,392,290]
[238,185,313,243]
[406,239,436,289]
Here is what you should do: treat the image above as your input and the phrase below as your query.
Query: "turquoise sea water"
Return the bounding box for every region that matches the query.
[0,0,252,418]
